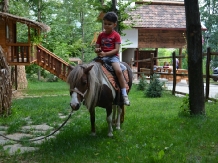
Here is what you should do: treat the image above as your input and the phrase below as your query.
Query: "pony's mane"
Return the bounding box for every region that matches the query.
[67,62,106,109]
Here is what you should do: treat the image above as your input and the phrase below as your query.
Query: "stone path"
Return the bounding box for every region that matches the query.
[0,113,69,155]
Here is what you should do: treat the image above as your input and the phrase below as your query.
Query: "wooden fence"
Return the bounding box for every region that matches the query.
[132,48,218,101]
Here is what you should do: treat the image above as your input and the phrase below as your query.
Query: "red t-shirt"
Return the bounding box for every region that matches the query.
[96,30,121,56]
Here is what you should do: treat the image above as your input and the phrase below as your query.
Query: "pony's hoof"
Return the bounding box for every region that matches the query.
[90,132,96,136]
[116,126,121,130]
[108,133,113,137]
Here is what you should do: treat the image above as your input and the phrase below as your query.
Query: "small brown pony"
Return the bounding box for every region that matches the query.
[67,61,132,137]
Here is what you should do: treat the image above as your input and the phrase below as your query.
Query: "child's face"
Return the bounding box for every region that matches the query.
[103,19,117,33]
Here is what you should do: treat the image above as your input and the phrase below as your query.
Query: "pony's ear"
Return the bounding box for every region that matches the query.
[84,65,94,74]
[69,65,74,71]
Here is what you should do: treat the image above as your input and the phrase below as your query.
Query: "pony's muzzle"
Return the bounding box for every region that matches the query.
[70,103,80,111]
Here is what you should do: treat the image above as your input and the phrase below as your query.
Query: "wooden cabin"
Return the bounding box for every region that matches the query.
[121,0,206,72]
[0,11,50,66]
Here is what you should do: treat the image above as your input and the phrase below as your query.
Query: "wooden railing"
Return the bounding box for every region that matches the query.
[36,45,73,81]
[132,49,218,101]
[6,43,36,65]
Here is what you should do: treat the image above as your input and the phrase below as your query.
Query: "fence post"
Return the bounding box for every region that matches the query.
[150,53,154,80]
[205,47,211,101]
[172,52,176,95]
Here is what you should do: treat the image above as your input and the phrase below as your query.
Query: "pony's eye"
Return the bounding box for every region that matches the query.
[82,80,87,85]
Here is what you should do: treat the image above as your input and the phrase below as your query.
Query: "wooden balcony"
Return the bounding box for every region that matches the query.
[6,43,36,65]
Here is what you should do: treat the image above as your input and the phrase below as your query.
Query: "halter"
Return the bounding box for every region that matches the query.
[70,88,87,98]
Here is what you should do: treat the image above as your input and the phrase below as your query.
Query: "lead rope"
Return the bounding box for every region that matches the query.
[0,109,73,143]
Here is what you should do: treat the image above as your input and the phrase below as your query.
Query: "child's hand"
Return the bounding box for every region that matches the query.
[97,51,106,57]
[95,48,102,53]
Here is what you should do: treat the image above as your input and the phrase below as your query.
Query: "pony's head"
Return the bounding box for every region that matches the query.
[67,64,94,111]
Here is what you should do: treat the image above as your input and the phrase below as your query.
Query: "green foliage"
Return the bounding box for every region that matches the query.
[46,74,58,82]
[31,34,43,45]
[145,74,164,98]
[200,0,218,52]
[26,64,58,82]
[91,0,137,35]
[179,94,191,116]
[137,74,148,91]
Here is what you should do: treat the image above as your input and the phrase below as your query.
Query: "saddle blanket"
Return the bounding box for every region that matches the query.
[101,65,129,91]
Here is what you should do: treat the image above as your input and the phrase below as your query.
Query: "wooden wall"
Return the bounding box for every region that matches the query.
[0,19,6,52]
[138,29,186,48]
[135,50,157,72]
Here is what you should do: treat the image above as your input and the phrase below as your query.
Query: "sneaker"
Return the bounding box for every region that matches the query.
[123,95,130,106]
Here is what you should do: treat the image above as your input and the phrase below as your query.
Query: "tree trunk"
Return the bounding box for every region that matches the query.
[184,0,205,114]
[1,0,9,12]
[0,46,12,116]
[17,66,28,89]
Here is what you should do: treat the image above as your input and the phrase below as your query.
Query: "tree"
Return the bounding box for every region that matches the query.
[184,0,205,115]
[0,0,9,12]
[200,0,218,52]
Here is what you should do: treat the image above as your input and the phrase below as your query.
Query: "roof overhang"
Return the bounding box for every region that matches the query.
[0,12,50,32]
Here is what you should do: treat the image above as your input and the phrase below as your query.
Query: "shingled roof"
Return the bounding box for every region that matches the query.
[0,12,50,32]
[125,0,186,29]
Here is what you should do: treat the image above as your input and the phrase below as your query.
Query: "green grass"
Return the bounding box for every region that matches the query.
[23,80,69,96]
[1,81,218,162]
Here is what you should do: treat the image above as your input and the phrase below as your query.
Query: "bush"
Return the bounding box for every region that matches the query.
[137,74,148,91]
[178,94,190,116]
[145,74,164,98]
[46,74,58,82]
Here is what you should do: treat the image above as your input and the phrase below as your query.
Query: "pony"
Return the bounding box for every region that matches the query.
[67,61,132,137]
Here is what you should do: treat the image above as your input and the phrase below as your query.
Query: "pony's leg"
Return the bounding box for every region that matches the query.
[112,105,117,126]
[89,108,96,136]
[120,105,125,123]
[106,107,113,137]
[115,105,122,130]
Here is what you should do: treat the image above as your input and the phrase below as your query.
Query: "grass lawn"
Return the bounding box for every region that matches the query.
[0,80,218,163]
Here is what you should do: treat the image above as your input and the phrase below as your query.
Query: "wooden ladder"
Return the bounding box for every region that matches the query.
[36,45,73,81]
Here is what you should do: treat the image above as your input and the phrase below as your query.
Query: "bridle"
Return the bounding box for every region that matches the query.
[70,88,88,102]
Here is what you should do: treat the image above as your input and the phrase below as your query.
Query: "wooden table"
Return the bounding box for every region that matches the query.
[176,69,188,83]
[156,67,173,79]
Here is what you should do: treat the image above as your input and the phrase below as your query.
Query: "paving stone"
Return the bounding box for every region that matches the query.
[22,124,53,131]
[59,115,67,119]
[0,139,10,145]
[6,133,33,140]
[3,144,38,155]
[0,126,8,130]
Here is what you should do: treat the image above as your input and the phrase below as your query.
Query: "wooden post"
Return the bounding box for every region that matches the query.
[179,48,182,68]
[155,48,158,66]
[172,52,176,95]
[205,47,211,101]
[150,53,154,80]
[15,65,18,90]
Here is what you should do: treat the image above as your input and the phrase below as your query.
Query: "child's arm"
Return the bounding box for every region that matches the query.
[98,43,120,57]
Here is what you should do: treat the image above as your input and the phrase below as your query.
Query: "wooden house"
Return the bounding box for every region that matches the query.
[121,0,206,72]
[0,11,50,65]
[0,12,72,82]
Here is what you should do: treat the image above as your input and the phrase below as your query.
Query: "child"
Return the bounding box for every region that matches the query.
[95,11,130,106]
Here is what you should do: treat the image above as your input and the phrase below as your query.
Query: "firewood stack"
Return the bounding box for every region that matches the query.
[0,46,12,116]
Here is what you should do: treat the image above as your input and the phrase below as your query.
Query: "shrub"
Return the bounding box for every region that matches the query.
[137,74,148,91]
[178,94,191,116]
[145,74,164,98]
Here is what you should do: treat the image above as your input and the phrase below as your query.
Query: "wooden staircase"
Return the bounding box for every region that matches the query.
[36,45,73,81]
